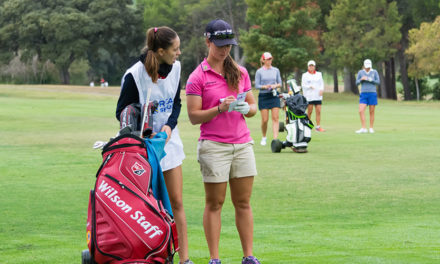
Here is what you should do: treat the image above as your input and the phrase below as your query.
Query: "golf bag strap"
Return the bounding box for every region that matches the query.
[102,134,146,154]
[103,143,145,154]
[171,221,179,253]
[95,154,112,178]
[288,109,306,119]
[158,206,179,253]
[296,120,300,143]
[300,116,314,129]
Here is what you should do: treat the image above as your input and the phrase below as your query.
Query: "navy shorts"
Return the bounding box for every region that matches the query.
[308,100,322,105]
[258,92,280,110]
[359,92,377,105]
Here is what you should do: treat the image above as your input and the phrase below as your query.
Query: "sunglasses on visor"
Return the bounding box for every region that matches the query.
[212,33,235,40]
[204,32,235,40]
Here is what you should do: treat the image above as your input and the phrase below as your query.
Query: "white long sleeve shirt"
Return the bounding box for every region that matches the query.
[301,71,324,102]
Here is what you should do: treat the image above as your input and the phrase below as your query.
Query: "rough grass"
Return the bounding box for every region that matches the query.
[0,85,439,264]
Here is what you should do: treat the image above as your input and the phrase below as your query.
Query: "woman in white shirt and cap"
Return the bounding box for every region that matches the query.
[301,60,325,132]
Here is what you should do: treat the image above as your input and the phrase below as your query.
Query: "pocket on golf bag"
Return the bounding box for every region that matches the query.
[286,120,311,144]
[302,122,311,143]
[88,174,175,263]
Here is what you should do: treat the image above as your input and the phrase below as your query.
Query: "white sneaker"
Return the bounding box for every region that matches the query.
[369,128,375,133]
[355,128,368,134]
[260,137,267,146]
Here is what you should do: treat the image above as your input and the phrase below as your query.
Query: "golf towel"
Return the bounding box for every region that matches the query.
[144,132,173,217]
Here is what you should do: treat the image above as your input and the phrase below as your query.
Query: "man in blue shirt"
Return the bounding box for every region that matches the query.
[355,59,380,134]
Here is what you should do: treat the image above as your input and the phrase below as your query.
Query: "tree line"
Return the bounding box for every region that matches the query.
[0,0,439,100]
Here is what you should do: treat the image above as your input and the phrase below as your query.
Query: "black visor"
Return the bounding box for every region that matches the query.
[204,19,238,47]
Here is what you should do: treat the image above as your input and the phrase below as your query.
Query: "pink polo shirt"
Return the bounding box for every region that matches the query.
[186,59,252,144]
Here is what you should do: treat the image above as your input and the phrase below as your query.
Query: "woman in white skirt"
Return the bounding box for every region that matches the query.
[116,26,192,264]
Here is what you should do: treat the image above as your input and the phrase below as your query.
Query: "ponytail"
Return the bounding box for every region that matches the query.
[145,48,160,83]
[142,26,177,83]
[223,55,242,91]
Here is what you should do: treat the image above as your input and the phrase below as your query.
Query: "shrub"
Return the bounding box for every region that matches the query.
[397,75,430,100]
[432,81,440,100]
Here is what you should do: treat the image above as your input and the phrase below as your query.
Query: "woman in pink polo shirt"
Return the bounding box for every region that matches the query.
[186,19,261,264]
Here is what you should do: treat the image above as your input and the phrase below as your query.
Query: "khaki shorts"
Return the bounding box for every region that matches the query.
[197,140,258,183]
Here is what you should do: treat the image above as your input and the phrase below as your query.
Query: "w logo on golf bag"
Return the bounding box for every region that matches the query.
[131,162,145,176]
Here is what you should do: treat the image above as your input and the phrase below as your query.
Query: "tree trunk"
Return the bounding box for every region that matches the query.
[295,69,301,88]
[233,45,242,64]
[60,66,70,84]
[32,55,39,82]
[226,0,239,63]
[383,58,397,100]
[281,73,287,92]
[343,67,350,93]
[191,16,201,66]
[59,54,74,84]
[333,69,338,93]
[385,59,392,98]
[40,60,48,84]
[415,77,420,101]
[216,0,245,65]
[377,62,386,98]
[343,67,357,94]
[390,57,397,99]
[350,72,357,94]
[398,31,411,100]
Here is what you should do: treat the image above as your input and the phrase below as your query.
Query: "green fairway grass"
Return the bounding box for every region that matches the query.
[1,84,439,264]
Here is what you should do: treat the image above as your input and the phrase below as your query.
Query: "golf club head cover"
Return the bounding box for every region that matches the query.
[142,101,158,138]
[120,103,142,132]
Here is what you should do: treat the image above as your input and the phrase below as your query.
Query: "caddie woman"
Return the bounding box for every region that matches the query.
[115,26,192,264]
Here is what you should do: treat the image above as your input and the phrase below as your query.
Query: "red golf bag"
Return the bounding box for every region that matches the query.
[85,134,178,264]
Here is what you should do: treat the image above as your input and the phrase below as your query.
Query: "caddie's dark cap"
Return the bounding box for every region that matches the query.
[204,19,237,47]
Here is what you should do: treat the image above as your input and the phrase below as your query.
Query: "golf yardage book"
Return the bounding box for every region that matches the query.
[228,92,247,112]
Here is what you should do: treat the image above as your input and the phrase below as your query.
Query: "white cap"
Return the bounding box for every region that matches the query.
[307,60,316,66]
[262,52,272,60]
[364,59,372,68]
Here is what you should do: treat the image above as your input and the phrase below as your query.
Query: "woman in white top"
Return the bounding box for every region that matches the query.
[301,60,325,132]
[116,26,192,264]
